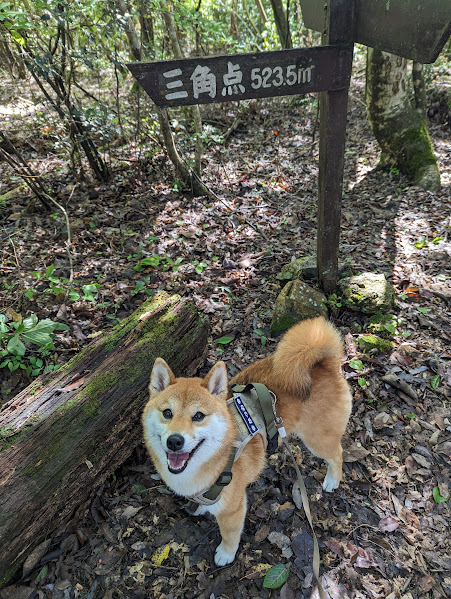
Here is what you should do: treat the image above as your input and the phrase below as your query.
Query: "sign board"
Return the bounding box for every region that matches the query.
[300,0,451,63]
[127,45,353,108]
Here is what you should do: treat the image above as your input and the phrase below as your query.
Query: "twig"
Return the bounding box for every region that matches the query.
[7,233,23,294]
[0,131,51,210]
[56,184,78,307]
[223,115,243,142]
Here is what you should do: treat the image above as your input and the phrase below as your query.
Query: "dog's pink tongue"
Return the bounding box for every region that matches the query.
[168,452,189,469]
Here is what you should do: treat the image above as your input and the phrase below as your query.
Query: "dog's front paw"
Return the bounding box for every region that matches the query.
[214,542,237,567]
[185,502,209,517]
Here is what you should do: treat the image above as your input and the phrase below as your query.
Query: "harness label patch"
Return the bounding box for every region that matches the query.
[234,395,258,435]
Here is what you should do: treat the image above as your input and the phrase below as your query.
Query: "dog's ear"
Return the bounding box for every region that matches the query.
[203,361,228,400]
[149,358,175,396]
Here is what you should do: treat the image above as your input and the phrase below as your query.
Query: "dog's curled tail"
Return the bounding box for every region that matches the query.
[273,316,344,399]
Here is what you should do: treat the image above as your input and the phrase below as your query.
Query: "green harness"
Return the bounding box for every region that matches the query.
[187,383,279,506]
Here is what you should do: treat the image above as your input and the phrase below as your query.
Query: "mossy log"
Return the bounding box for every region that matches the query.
[0,292,209,588]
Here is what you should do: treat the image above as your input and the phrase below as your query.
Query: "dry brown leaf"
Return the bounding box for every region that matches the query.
[378,516,399,532]
[22,539,51,577]
[243,563,271,580]
[6,307,22,322]
[373,412,393,430]
[324,537,343,555]
[59,377,87,392]
[411,453,432,469]
[255,523,270,543]
[342,441,370,462]
[418,574,434,592]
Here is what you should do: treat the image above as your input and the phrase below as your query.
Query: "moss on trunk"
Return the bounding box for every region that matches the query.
[365,48,440,192]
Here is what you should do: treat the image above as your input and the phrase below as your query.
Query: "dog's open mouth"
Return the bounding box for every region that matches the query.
[167,439,205,474]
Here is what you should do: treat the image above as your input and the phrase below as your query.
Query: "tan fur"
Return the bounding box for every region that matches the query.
[142,317,352,566]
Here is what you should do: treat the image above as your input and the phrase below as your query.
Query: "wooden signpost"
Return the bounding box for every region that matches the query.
[128,0,451,293]
[128,45,353,108]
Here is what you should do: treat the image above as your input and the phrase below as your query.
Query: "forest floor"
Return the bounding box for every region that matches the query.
[0,55,450,599]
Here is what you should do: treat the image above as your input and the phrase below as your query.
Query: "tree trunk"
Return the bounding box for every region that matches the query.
[116,0,142,62]
[0,293,209,588]
[255,0,267,24]
[159,0,203,177]
[269,0,292,49]
[365,48,440,192]
[116,0,205,191]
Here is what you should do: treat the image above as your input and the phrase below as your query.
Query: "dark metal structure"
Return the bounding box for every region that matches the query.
[128,0,450,293]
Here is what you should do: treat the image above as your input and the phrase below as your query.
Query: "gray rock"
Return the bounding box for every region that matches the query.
[338,272,395,314]
[270,280,328,334]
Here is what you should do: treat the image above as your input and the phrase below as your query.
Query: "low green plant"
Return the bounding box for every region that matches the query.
[30,264,102,302]
[349,359,364,371]
[192,260,207,274]
[216,335,233,355]
[134,255,183,273]
[432,486,449,503]
[263,564,289,589]
[130,278,154,297]
[367,314,401,338]
[0,312,69,375]
[327,293,342,311]
[253,328,267,347]
[430,374,441,389]
[415,236,442,249]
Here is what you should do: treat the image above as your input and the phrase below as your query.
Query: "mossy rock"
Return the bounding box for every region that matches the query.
[271,280,328,334]
[276,256,318,287]
[366,314,396,339]
[366,323,393,339]
[358,334,394,353]
[338,272,395,314]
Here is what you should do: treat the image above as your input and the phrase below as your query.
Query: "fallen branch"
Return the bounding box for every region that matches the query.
[381,373,419,401]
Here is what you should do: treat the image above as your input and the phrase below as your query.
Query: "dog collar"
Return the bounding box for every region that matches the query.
[186,383,279,506]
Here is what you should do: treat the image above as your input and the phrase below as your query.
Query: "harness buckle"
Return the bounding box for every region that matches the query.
[216,471,233,486]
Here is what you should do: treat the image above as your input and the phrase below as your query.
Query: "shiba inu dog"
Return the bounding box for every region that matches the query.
[142,316,352,566]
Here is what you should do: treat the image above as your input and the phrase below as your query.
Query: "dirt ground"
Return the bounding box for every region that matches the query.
[0,55,450,599]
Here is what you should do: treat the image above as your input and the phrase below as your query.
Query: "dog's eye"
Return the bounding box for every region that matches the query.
[162,409,173,419]
[192,411,205,422]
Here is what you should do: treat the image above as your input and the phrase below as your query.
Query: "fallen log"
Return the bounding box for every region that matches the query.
[0,292,209,587]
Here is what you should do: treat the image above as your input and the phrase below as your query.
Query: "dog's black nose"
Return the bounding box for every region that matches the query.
[167,434,185,451]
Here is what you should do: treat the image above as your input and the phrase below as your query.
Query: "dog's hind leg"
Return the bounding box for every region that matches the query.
[323,451,343,492]
[299,433,344,492]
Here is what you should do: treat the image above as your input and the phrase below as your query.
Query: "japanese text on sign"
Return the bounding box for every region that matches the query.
[162,61,315,103]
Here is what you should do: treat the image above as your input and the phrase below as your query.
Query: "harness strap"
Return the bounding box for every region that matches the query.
[188,383,277,505]
[230,383,279,452]
[201,449,235,502]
